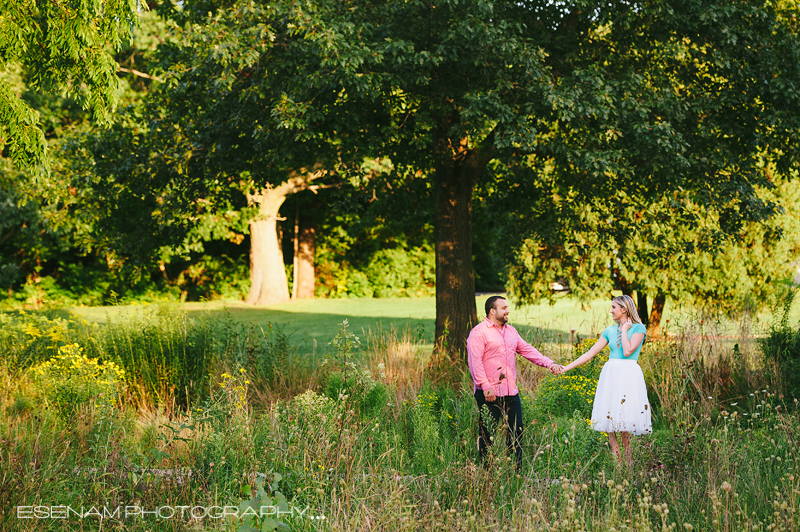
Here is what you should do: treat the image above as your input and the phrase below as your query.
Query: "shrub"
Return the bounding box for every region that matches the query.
[324,320,389,417]
[760,325,800,400]
[324,369,388,418]
[175,254,250,302]
[531,374,597,421]
[30,343,125,419]
[364,246,436,298]
[760,288,800,400]
[315,245,435,298]
[0,310,98,371]
[219,319,292,391]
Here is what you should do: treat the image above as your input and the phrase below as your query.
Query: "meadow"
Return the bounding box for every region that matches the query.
[1,296,799,531]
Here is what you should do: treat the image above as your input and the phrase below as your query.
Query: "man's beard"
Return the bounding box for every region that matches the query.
[499,314,509,324]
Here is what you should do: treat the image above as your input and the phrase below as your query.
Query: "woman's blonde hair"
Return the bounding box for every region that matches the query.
[612,295,644,325]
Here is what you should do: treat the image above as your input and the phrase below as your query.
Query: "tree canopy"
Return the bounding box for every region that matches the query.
[0,0,140,169]
[255,0,800,381]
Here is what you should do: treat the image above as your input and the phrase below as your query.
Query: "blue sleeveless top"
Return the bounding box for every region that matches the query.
[601,323,647,361]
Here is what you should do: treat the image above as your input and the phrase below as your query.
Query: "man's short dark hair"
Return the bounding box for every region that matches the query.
[485,295,506,316]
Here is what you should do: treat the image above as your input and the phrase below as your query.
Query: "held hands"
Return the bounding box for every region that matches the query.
[548,363,565,376]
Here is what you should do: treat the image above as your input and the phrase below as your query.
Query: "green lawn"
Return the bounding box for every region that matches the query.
[60,292,761,351]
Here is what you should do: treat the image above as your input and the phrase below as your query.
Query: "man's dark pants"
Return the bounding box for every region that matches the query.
[474,390,524,467]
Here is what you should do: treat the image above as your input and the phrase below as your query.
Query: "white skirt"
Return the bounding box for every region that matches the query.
[591,359,652,435]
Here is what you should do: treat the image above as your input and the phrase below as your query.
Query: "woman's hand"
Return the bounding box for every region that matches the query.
[619,318,633,332]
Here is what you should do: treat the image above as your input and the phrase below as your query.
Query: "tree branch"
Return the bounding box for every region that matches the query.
[0,227,17,246]
[117,67,164,82]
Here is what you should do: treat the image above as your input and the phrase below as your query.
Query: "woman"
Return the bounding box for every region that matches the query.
[562,295,652,462]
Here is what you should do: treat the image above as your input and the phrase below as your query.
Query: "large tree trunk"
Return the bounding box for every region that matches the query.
[246,187,291,305]
[426,130,494,386]
[637,291,649,326]
[293,223,316,299]
[617,276,633,297]
[648,292,666,337]
[245,168,327,305]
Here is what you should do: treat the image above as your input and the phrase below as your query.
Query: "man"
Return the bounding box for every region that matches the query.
[467,295,563,467]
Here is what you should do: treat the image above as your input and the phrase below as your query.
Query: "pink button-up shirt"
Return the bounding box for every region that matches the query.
[467,318,554,396]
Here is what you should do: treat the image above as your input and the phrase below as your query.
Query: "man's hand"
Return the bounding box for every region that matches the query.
[484,387,496,402]
[549,363,564,375]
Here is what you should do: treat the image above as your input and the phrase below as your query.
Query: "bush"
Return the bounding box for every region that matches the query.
[760,324,800,400]
[528,336,608,422]
[531,374,597,421]
[175,254,250,302]
[323,320,389,417]
[363,247,436,298]
[760,288,800,400]
[324,369,389,418]
[315,245,435,298]
[30,343,125,419]
[219,319,292,390]
[0,310,99,371]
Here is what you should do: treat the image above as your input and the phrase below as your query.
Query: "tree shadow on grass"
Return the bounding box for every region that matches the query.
[185,306,572,357]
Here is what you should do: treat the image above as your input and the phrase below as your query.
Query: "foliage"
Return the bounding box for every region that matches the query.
[532,375,598,421]
[543,413,607,471]
[232,472,290,532]
[324,370,388,419]
[256,0,800,363]
[316,242,436,298]
[29,343,125,419]
[175,254,250,302]
[324,320,388,416]
[760,288,800,400]
[410,389,441,475]
[218,319,292,392]
[0,305,215,406]
[0,0,139,169]
[290,389,341,437]
[0,310,100,371]
[0,9,188,309]
[507,167,800,319]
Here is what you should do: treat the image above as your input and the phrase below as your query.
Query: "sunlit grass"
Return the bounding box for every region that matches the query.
[63,293,692,347]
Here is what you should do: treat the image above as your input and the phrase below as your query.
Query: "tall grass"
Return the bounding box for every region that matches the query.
[1,310,799,531]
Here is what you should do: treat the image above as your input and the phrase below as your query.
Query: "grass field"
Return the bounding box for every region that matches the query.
[64,293,707,349]
[3,294,799,531]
